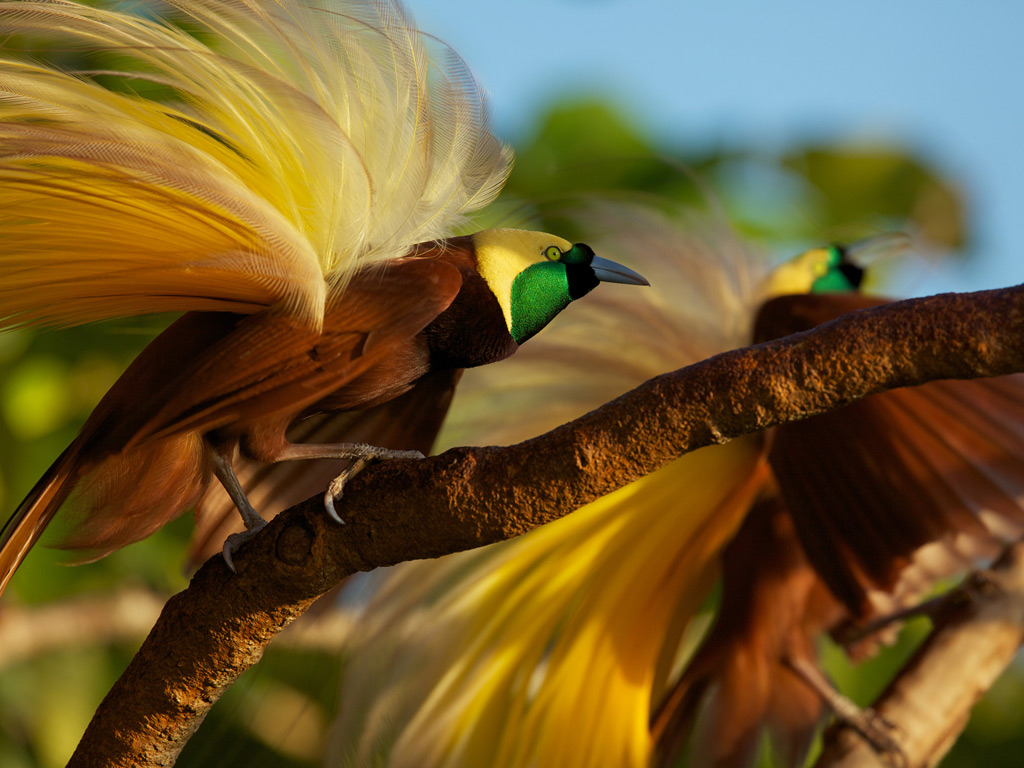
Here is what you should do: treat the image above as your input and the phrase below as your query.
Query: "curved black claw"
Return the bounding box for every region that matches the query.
[324,458,367,525]
[324,449,424,524]
[222,518,268,572]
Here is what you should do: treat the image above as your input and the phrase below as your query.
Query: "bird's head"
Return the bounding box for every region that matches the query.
[471,229,649,344]
[761,233,912,300]
[761,243,866,298]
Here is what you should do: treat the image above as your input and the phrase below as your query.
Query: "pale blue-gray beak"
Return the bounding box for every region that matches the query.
[591,256,649,286]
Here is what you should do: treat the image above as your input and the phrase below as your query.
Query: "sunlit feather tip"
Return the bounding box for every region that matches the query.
[0,0,511,329]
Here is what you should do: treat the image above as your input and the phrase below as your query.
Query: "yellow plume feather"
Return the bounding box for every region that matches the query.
[0,0,511,329]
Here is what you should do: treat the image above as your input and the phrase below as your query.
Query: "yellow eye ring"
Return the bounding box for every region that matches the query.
[544,245,562,261]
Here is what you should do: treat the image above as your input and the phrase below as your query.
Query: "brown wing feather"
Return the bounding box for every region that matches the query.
[758,293,1024,611]
[129,257,462,445]
[0,312,244,583]
[753,292,884,342]
[654,293,1024,767]
[188,368,462,567]
[66,257,460,557]
[0,257,462,588]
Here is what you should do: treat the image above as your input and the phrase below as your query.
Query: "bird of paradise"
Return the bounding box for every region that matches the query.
[0,0,647,593]
[328,200,1024,768]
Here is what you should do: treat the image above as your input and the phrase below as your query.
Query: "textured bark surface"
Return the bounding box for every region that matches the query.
[67,285,1024,767]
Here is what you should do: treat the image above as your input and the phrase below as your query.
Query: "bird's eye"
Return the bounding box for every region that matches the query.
[544,246,562,261]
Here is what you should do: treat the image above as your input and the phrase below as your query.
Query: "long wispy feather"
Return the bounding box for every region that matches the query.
[0,0,511,329]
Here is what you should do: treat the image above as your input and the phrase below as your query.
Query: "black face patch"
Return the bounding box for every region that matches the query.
[839,261,865,289]
[565,263,600,300]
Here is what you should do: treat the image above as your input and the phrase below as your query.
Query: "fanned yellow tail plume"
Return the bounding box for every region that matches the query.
[333,445,767,768]
[0,0,510,329]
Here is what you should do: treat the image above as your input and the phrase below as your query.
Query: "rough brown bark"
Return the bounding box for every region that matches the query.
[67,285,1024,767]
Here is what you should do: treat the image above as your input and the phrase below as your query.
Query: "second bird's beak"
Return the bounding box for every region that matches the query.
[836,232,912,290]
[590,256,650,287]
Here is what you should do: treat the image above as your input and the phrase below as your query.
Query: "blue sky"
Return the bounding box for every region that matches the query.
[408,0,1024,295]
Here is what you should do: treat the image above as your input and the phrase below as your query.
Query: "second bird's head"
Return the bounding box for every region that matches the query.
[472,229,649,345]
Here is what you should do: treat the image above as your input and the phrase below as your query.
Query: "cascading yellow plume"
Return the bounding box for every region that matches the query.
[327,202,775,768]
[0,0,510,330]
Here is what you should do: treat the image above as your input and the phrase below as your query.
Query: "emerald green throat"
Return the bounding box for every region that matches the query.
[509,261,575,345]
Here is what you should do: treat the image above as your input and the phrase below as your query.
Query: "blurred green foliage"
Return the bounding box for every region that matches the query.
[498,98,966,254]
[0,92,1018,768]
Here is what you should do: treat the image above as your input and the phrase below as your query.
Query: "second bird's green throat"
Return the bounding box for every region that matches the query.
[811,244,866,293]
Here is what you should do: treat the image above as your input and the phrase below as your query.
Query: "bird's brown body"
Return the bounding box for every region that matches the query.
[0,0,663,593]
[0,238,518,590]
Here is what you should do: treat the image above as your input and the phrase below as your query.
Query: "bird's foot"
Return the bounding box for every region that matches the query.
[212,447,269,573]
[222,516,268,573]
[841,709,902,764]
[324,448,424,524]
[785,655,903,762]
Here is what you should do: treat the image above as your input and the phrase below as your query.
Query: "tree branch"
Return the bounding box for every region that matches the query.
[816,539,1024,768]
[67,285,1024,767]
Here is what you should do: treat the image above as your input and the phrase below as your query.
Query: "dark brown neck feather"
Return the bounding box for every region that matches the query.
[412,237,519,369]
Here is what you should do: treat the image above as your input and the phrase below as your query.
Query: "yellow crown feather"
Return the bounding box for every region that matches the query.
[0,0,511,330]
